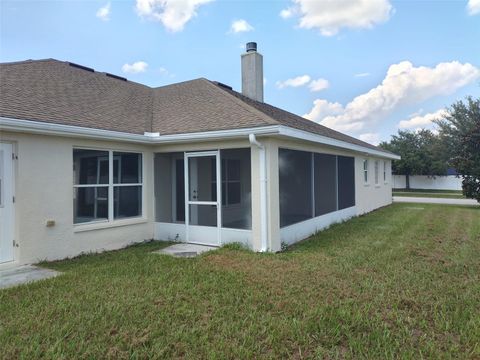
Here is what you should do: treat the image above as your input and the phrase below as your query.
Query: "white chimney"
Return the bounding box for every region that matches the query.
[241,42,263,102]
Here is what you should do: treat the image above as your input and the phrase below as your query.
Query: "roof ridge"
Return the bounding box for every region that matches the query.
[203,79,279,126]
[0,58,60,66]
[153,77,208,90]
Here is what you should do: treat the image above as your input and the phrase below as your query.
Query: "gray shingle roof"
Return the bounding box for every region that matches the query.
[0,58,387,153]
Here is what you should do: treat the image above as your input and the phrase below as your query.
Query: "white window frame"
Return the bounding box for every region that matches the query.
[374,160,380,186]
[383,161,388,184]
[0,148,4,208]
[73,148,144,225]
[363,159,369,185]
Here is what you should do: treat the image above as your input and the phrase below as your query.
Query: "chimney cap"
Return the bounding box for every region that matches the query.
[246,42,257,53]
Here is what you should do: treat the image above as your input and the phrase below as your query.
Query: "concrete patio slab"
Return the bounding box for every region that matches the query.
[0,265,61,289]
[153,243,218,258]
[393,196,479,206]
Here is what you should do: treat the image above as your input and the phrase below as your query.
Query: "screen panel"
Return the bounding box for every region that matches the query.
[314,153,337,216]
[337,156,355,209]
[279,149,313,227]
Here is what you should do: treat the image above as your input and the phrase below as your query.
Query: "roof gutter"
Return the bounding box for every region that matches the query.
[0,117,279,144]
[0,116,399,159]
[276,126,401,160]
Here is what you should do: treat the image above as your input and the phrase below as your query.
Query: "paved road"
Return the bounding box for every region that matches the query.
[393,196,479,206]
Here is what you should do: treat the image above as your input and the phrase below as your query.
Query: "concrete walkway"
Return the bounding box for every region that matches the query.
[153,243,218,258]
[393,196,479,206]
[0,265,61,289]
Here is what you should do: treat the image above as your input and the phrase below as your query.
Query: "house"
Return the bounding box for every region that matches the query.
[0,43,399,265]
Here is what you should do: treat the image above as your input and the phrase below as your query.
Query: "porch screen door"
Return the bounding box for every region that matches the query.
[184,151,221,246]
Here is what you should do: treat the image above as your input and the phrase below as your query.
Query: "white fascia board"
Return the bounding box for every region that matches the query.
[277,126,401,160]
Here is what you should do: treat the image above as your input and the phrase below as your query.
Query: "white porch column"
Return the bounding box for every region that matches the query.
[250,139,280,252]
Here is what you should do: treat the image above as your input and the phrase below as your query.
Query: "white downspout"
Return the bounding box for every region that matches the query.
[249,134,268,252]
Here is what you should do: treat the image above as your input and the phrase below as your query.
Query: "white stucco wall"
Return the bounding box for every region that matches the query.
[1,131,154,265]
[393,175,462,191]
[355,157,393,215]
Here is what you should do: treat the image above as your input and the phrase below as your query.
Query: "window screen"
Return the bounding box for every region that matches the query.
[154,152,184,223]
[337,156,355,209]
[314,153,337,216]
[279,149,313,227]
[220,148,251,230]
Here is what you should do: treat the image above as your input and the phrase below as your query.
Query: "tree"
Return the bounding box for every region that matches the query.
[379,129,448,189]
[435,96,480,202]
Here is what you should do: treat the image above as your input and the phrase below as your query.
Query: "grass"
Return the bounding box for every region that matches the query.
[393,189,465,199]
[1,203,479,359]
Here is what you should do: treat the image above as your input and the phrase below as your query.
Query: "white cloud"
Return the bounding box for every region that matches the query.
[122,61,148,74]
[354,72,370,77]
[280,7,295,19]
[263,77,267,86]
[96,2,110,21]
[304,61,480,134]
[308,78,329,92]
[230,19,253,33]
[135,0,212,32]
[303,99,344,121]
[358,132,380,145]
[467,0,480,15]
[398,109,447,129]
[276,75,311,89]
[281,0,393,36]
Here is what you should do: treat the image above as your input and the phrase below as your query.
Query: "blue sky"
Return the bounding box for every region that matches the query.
[1,0,479,144]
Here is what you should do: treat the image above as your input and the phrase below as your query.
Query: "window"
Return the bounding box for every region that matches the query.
[374,160,379,185]
[363,159,369,184]
[113,152,143,219]
[220,159,241,206]
[211,158,242,206]
[73,149,142,224]
[383,161,388,183]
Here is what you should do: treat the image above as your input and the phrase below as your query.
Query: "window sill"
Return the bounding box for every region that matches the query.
[375,184,381,188]
[364,183,370,187]
[73,217,148,233]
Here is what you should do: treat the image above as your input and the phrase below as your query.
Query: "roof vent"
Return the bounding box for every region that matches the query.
[106,73,127,81]
[212,81,232,90]
[68,62,94,72]
[246,42,257,53]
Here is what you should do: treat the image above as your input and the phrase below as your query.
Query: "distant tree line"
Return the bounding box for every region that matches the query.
[379,96,480,202]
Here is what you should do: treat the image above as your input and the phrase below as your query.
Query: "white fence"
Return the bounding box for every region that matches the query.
[393,175,462,191]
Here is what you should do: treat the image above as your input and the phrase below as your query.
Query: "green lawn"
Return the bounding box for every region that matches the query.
[392,189,466,199]
[1,204,479,359]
